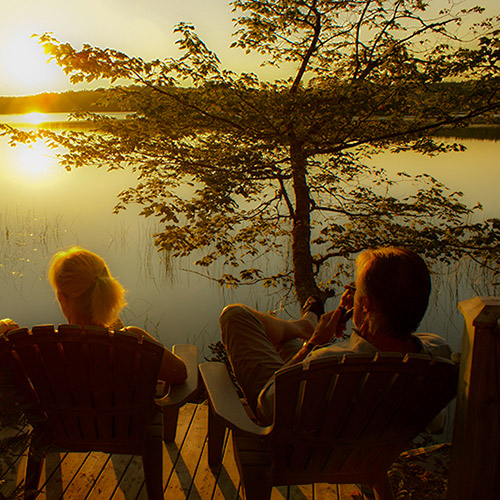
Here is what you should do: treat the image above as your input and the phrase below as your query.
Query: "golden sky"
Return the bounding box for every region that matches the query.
[0,0,498,97]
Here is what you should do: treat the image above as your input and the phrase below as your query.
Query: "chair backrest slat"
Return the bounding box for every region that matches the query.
[271,352,458,484]
[282,356,375,475]
[32,325,93,440]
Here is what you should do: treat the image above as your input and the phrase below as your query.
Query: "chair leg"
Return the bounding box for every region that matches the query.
[372,473,395,500]
[24,440,45,500]
[233,434,272,500]
[239,467,272,500]
[143,417,164,500]
[207,405,226,468]
[162,405,179,442]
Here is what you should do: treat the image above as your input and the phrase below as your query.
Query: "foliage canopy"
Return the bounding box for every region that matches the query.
[2,0,499,304]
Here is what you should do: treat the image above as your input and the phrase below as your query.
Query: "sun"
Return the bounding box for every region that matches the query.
[0,33,64,95]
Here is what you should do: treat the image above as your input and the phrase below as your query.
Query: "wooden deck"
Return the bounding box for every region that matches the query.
[0,402,371,500]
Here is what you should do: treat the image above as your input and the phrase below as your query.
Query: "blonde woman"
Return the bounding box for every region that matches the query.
[48,246,187,384]
[0,318,19,335]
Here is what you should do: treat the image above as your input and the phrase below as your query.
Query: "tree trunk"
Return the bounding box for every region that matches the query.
[290,142,320,305]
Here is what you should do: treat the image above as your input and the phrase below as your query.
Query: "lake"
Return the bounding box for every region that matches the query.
[0,112,499,355]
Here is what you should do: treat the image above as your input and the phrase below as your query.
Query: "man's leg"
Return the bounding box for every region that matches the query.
[248,306,318,345]
[219,303,318,412]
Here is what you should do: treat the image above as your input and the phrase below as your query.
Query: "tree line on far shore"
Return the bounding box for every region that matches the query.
[2,82,499,123]
[0,89,123,114]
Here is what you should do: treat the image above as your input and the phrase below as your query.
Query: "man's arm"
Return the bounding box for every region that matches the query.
[283,308,343,367]
[283,284,356,368]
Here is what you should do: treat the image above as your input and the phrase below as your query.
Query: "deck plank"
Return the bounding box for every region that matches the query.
[163,402,199,492]
[338,483,366,499]
[35,451,71,500]
[117,403,198,500]
[314,483,340,499]
[0,451,27,499]
[289,484,314,499]
[111,455,144,500]
[0,403,365,500]
[164,403,208,499]
[212,428,241,500]
[0,425,30,498]
[36,452,89,500]
[87,454,134,500]
[187,403,221,500]
[62,451,109,500]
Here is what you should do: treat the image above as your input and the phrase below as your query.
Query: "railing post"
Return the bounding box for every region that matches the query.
[447,296,500,500]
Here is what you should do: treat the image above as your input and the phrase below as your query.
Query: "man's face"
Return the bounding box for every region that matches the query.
[352,275,368,331]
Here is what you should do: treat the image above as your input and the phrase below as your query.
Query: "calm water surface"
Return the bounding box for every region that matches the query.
[0,113,498,354]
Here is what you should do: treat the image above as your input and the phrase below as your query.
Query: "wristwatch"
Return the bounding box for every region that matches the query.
[302,341,318,354]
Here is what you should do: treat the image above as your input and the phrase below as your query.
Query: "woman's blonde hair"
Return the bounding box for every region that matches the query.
[48,246,127,327]
[355,247,431,338]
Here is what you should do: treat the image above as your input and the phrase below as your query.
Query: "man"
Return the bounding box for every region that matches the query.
[220,247,452,424]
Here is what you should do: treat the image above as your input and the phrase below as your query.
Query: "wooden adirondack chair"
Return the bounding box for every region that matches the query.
[200,352,458,500]
[0,324,198,500]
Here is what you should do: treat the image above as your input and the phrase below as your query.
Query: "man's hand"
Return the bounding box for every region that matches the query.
[285,308,343,367]
[0,318,19,335]
[309,308,343,346]
[335,283,356,338]
[339,282,355,310]
[308,283,357,344]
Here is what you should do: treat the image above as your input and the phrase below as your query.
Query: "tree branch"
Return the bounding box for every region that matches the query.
[278,175,295,218]
[353,0,373,80]
[290,0,321,94]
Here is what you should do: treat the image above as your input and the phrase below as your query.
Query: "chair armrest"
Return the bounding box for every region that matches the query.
[156,344,199,407]
[199,361,271,437]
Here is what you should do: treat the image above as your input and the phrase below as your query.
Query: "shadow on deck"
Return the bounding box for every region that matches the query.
[0,402,371,500]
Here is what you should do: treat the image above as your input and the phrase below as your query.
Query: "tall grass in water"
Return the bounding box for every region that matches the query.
[0,209,63,294]
[409,257,497,363]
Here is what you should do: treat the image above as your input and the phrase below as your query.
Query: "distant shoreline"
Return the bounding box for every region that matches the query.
[0,89,128,115]
[2,115,498,141]
[1,88,499,141]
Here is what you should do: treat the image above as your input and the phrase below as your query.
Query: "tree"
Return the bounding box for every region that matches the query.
[2,0,499,304]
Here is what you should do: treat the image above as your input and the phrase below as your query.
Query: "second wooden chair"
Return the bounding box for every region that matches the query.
[200,352,458,500]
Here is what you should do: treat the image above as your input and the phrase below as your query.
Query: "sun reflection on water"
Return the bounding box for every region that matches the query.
[14,140,57,180]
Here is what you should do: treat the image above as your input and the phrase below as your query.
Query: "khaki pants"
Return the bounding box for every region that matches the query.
[219,304,302,413]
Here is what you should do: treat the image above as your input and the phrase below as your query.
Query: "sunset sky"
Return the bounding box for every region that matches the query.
[1,0,499,97]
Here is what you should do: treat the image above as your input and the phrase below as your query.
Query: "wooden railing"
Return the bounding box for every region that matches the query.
[447,296,500,500]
